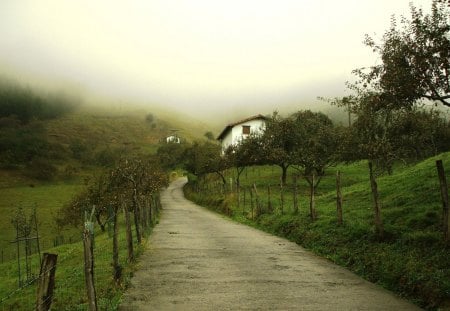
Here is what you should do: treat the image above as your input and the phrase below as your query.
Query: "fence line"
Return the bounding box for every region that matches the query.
[191,160,448,240]
[0,191,162,310]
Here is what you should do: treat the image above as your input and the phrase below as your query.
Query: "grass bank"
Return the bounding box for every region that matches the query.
[184,153,450,310]
[0,215,156,310]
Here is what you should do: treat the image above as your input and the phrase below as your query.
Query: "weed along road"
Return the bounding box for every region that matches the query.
[119,178,420,311]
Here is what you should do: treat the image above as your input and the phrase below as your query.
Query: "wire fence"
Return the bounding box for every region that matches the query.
[0,193,162,311]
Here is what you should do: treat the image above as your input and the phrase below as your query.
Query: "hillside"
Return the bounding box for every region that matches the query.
[0,102,213,262]
[185,153,450,309]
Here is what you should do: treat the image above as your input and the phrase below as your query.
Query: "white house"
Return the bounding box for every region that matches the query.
[166,135,180,144]
[217,114,267,153]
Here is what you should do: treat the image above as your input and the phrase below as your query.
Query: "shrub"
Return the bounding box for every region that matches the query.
[25,157,58,181]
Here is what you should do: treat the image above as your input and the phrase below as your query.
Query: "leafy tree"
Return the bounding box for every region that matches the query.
[353,1,450,108]
[334,92,450,173]
[204,131,215,140]
[224,137,261,188]
[291,110,338,185]
[258,112,299,185]
[184,141,228,184]
[156,142,187,170]
[145,113,154,124]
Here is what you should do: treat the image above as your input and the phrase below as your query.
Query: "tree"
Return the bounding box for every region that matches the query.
[184,141,228,184]
[290,111,338,220]
[224,136,261,189]
[334,92,450,174]
[353,1,450,108]
[204,131,215,140]
[156,142,187,170]
[259,112,299,185]
[291,110,338,183]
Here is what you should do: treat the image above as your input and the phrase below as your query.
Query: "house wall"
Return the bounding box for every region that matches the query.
[166,135,180,143]
[221,119,265,152]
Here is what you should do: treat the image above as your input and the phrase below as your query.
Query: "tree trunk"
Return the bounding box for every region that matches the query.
[94,210,106,232]
[280,164,288,186]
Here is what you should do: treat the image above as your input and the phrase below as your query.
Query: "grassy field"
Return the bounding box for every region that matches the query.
[0,217,152,310]
[0,181,83,260]
[185,152,450,310]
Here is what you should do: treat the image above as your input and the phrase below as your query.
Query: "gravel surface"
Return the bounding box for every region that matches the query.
[119,177,420,310]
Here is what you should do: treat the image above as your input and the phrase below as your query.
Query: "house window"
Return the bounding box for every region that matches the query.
[242,125,250,135]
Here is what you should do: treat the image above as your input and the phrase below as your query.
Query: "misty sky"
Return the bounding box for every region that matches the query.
[0,0,432,120]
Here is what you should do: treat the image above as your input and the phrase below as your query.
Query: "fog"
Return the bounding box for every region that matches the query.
[0,0,432,124]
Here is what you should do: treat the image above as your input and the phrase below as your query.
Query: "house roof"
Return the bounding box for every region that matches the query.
[217,114,268,141]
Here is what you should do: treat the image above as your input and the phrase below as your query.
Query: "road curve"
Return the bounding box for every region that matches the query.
[119,177,420,310]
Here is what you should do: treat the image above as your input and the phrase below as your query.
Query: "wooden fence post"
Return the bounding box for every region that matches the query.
[149,196,154,225]
[293,177,299,215]
[253,183,260,217]
[280,179,284,215]
[132,190,142,244]
[112,206,121,284]
[237,184,240,210]
[369,162,384,239]
[336,170,343,225]
[309,174,317,221]
[83,207,98,311]
[243,187,246,215]
[250,187,254,220]
[267,185,273,214]
[123,204,134,263]
[35,253,57,311]
[436,160,449,241]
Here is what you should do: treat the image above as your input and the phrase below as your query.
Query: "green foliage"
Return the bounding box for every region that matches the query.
[353,1,450,107]
[183,141,226,179]
[25,157,58,181]
[291,110,339,180]
[93,147,120,167]
[204,131,215,140]
[0,82,76,123]
[0,120,49,166]
[156,142,187,170]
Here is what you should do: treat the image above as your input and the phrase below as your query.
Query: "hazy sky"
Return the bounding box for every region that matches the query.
[0,0,433,120]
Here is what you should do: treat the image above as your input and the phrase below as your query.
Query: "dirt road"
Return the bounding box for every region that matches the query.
[119,178,420,310]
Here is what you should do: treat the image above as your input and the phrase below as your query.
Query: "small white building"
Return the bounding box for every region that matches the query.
[166,135,180,144]
[217,114,267,153]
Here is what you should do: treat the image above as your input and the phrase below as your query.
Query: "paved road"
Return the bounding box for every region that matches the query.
[119,178,420,310]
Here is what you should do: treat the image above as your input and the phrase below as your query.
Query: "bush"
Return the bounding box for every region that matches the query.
[25,157,58,181]
[94,147,117,167]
